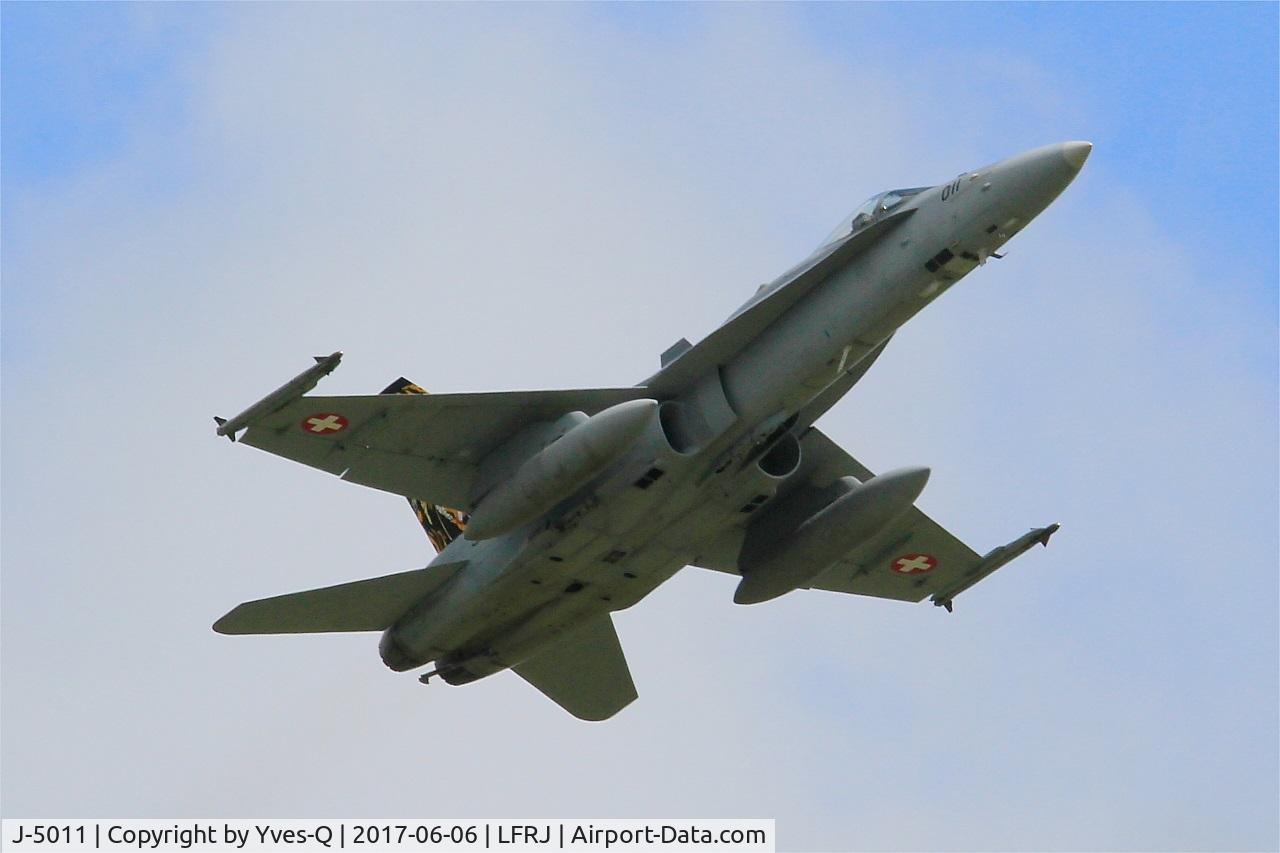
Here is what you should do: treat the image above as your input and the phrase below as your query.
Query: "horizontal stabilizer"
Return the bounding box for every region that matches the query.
[513,613,637,721]
[213,560,465,635]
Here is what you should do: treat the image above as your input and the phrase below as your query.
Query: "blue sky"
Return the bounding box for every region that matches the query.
[5,2,1276,311]
[3,4,1277,850]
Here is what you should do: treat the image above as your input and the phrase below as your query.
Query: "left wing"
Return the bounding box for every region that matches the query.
[693,428,1057,610]
[512,614,637,721]
[232,386,647,509]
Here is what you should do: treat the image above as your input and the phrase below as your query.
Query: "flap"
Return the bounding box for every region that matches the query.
[512,613,637,721]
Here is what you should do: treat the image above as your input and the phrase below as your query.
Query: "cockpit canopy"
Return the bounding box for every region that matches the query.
[820,186,931,247]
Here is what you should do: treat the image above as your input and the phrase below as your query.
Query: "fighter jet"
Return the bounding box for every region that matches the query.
[213,141,1089,720]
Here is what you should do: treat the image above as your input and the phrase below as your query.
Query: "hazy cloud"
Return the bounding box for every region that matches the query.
[3,6,1275,851]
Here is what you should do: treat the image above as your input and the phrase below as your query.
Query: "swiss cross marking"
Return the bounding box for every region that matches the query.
[891,553,937,575]
[301,413,349,434]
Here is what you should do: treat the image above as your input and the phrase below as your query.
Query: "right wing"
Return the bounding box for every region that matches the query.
[512,613,637,721]
[796,429,1056,608]
[236,387,648,509]
[692,428,1057,610]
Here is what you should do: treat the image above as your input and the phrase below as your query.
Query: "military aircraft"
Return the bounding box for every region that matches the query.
[213,141,1090,720]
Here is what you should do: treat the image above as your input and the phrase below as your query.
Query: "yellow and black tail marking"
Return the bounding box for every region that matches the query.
[411,500,469,552]
[379,376,429,396]
[380,376,470,553]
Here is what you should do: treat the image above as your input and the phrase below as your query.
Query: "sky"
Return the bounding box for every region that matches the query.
[2,3,1276,851]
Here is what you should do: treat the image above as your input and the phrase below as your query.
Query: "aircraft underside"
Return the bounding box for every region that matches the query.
[212,141,1088,719]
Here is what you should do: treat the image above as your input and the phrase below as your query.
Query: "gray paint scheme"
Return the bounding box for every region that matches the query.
[213,142,1090,720]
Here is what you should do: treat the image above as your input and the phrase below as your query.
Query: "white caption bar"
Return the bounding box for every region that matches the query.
[2,820,774,852]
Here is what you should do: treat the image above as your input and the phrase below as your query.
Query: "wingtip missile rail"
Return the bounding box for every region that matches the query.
[213,351,343,441]
[931,522,1060,612]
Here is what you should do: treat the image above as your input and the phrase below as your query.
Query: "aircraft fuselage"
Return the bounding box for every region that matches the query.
[380,142,1091,685]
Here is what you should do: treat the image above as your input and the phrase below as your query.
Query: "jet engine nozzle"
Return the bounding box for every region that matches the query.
[734,466,930,605]
[379,630,422,672]
[464,399,659,540]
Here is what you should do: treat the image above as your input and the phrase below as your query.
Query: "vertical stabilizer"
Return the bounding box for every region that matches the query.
[379,377,472,552]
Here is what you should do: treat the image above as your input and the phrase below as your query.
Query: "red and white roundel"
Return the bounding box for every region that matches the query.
[301,413,349,435]
[890,553,937,575]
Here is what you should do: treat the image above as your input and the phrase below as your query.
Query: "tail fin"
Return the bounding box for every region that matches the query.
[379,377,472,552]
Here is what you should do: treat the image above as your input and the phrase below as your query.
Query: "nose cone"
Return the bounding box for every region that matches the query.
[1061,140,1092,171]
[986,140,1092,223]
